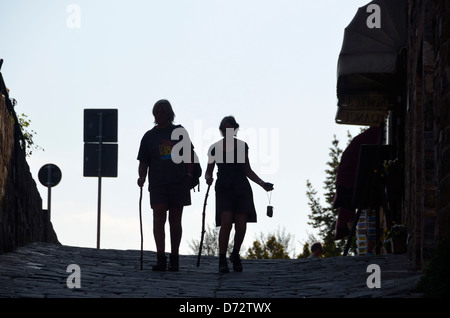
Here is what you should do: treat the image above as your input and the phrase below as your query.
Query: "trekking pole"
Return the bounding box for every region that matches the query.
[197,184,211,267]
[139,186,143,270]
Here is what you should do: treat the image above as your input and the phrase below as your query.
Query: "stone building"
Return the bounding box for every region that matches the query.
[335,0,449,269]
[403,0,450,269]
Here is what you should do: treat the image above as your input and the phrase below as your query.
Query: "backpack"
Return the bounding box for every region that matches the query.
[190,151,202,192]
[172,124,202,191]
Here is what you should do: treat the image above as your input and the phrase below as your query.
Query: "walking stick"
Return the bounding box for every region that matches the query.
[139,186,143,270]
[197,184,211,267]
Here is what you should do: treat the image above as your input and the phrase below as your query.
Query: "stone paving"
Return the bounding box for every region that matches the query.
[0,242,423,298]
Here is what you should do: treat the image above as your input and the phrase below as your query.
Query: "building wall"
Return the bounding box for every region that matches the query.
[432,1,450,242]
[0,93,59,253]
[405,0,450,269]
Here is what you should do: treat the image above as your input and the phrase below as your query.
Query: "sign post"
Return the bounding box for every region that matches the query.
[83,109,118,249]
[38,164,62,221]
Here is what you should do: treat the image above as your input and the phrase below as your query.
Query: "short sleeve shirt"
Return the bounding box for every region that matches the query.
[137,125,193,189]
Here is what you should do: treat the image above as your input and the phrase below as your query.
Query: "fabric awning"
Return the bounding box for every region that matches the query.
[336,0,406,126]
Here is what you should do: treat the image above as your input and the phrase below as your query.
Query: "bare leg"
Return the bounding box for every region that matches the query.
[168,206,183,255]
[219,211,233,255]
[233,213,247,252]
[218,211,233,273]
[166,205,183,271]
[152,203,168,254]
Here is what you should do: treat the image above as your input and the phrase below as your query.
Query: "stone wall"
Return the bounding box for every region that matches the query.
[0,93,59,253]
[404,0,450,269]
[430,0,450,243]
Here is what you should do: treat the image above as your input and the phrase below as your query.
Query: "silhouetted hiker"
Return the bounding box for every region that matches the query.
[137,99,195,272]
[308,242,323,259]
[205,116,274,273]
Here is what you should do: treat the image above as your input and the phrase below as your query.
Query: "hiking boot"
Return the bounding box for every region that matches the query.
[152,253,167,271]
[230,251,243,272]
[218,254,230,274]
[168,253,179,272]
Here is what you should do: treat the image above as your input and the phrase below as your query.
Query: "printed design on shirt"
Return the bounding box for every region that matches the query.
[158,138,174,160]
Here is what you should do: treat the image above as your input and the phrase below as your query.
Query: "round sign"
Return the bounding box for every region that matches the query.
[38,164,62,188]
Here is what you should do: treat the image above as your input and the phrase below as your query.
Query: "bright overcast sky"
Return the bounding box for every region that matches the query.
[1,0,369,255]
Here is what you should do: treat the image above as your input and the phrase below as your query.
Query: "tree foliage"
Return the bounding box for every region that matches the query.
[246,229,294,259]
[17,113,44,157]
[305,134,350,257]
[297,242,311,258]
[4,90,43,156]
[189,224,233,256]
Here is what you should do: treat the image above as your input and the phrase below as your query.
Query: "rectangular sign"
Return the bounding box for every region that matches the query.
[84,109,118,143]
[335,108,387,126]
[83,143,118,177]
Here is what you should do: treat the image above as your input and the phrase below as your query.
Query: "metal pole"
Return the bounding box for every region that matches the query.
[47,164,52,221]
[97,112,103,249]
[47,187,52,221]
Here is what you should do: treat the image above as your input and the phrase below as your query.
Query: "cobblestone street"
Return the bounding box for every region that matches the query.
[0,242,423,299]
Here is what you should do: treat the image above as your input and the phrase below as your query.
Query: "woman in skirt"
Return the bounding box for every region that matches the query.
[205,116,274,273]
